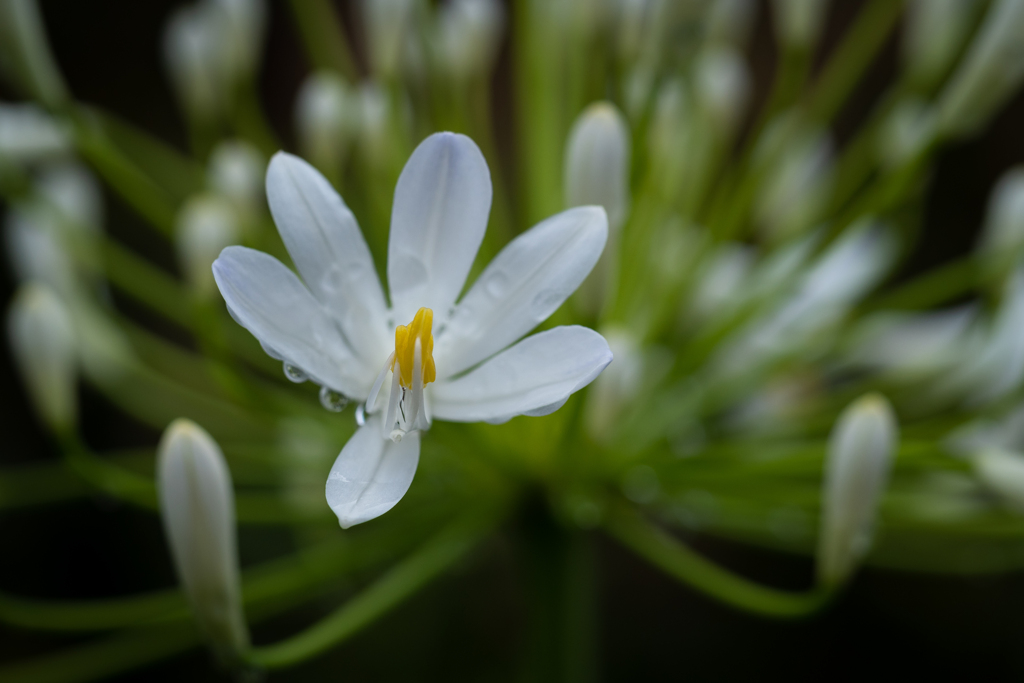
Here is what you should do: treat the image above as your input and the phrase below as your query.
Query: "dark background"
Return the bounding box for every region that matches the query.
[3,0,1024,680]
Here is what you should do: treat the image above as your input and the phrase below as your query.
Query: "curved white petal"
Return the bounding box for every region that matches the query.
[325,414,421,528]
[435,206,608,378]
[213,246,374,397]
[430,325,612,423]
[387,132,492,324]
[266,152,390,365]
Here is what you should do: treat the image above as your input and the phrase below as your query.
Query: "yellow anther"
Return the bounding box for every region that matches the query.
[391,307,436,389]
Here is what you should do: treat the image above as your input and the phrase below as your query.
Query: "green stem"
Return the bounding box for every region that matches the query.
[605,506,832,619]
[862,256,978,312]
[247,513,495,668]
[287,0,358,80]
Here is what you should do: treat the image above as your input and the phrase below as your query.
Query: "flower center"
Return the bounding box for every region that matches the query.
[391,307,436,389]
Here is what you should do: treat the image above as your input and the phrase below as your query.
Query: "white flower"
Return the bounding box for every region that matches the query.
[817,393,898,586]
[157,419,249,663]
[213,132,612,527]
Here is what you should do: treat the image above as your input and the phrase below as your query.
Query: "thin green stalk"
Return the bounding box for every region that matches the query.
[0,461,88,509]
[605,506,833,618]
[98,237,193,327]
[287,0,359,81]
[247,513,496,668]
[862,257,978,312]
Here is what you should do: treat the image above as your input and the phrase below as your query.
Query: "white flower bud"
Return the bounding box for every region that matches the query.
[975,449,1024,514]
[164,5,224,120]
[362,0,415,80]
[36,161,104,229]
[935,0,1024,139]
[0,103,69,162]
[564,101,631,233]
[977,166,1024,274]
[207,139,264,214]
[689,243,754,321]
[0,0,68,107]
[4,206,76,296]
[647,80,693,195]
[903,0,975,89]
[211,0,266,85]
[7,282,76,431]
[435,0,506,81]
[175,194,240,295]
[295,71,355,179]
[771,0,829,49]
[755,123,833,241]
[817,393,897,586]
[694,46,751,137]
[876,98,936,170]
[586,327,643,441]
[355,82,391,168]
[157,419,249,663]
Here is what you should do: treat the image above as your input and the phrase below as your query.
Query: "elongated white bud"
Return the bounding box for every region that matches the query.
[175,194,240,295]
[903,0,974,90]
[817,394,898,586]
[755,123,833,241]
[7,283,76,431]
[207,140,264,215]
[0,0,68,107]
[36,162,104,229]
[977,167,1024,276]
[295,71,355,179]
[157,419,249,663]
[975,449,1024,514]
[0,103,69,162]
[771,0,828,49]
[434,0,506,81]
[564,101,631,233]
[694,46,750,138]
[164,5,224,120]
[362,0,415,79]
[935,0,1024,139]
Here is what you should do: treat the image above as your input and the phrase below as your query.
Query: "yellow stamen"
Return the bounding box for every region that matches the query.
[391,307,436,389]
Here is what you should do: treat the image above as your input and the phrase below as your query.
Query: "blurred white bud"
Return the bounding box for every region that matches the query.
[694,46,751,138]
[689,243,754,321]
[207,139,264,215]
[705,0,756,47]
[755,122,833,241]
[0,0,68,106]
[362,0,415,80]
[211,0,266,84]
[4,206,75,296]
[977,167,1024,275]
[7,282,76,431]
[974,449,1024,514]
[903,0,976,89]
[295,71,356,179]
[876,98,936,170]
[435,0,506,81]
[355,82,391,168]
[935,0,1024,139]
[564,101,631,232]
[771,0,829,49]
[176,195,240,295]
[36,161,104,229]
[157,419,249,664]
[0,103,69,162]
[586,327,643,441]
[817,393,897,586]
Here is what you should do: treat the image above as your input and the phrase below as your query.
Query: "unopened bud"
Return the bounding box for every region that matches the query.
[157,419,249,665]
[564,101,631,233]
[435,0,505,81]
[0,0,68,106]
[295,71,355,180]
[755,122,833,241]
[7,282,76,431]
[175,195,240,295]
[975,449,1024,514]
[694,46,750,138]
[164,5,224,120]
[935,0,1024,139]
[977,166,1024,275]
[5,207,75,296]
[771,0,828,49]
[903,0,975,90]
[36,161,104,229]
[362,0,415,79]
[207,139,264,215]
[817,393,897,586]
[0,103,69,162]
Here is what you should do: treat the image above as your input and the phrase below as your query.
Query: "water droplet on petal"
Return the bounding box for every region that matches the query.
[485,271,509,298]
[284,362,308,383]
[530,289,565,320]
[319,386,349,412]
[355,403,366,426]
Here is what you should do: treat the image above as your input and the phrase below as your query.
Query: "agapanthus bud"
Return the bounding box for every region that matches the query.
[435,0,506,81]
[164,5,224,120]
[362,0,415,80]
[771,0,828,49]
[207,139,264,215]
[0,0,68,107]
[817,393,898,586]
[694,46,751,138]
[7,282,76,431]
[0,103,69,162]
[977,166,1024,275]
[295,71,356,180]
[974,449,1024,514]
[211,0,266,85]
[175,194,240,295]
[935,0,1024,139]
[903,0,975,90]
[755,122,833,241]
[876,98,935,170]
[36,161,104,229]
[564,101,631,233]
[355,82,390,168]
[157,419,249,664]
[4,206,75,296]
[586,327,643,441]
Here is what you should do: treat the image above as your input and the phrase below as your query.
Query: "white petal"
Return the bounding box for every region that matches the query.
[430,325,612,423]
[266,152,390,366]
[213,246,374,397]
[325,414,421,528]
[434,206,608,378]
[387,132,492,324]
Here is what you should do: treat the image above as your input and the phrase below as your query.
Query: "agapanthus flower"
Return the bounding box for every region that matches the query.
[213,132,612,527]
